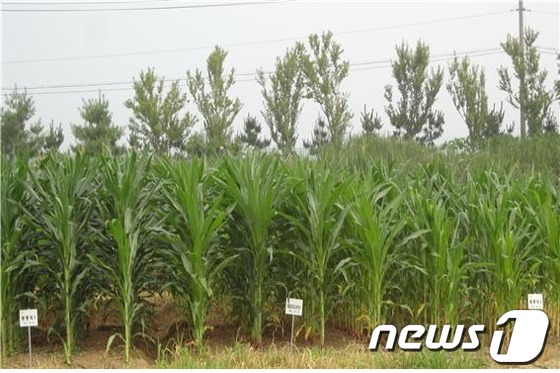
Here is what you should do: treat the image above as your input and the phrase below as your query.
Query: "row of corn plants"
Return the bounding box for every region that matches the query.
[1,150,559,364]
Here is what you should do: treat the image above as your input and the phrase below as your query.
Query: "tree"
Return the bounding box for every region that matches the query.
[238,114,270,150]
[447,55,505,148]
[1,88,42,158]
[385,40,445,145]
[555,54,560,100]
[301,31,353,148]
[27,122,46,156]
[187,46,242,155]
[72,93,123,154]
[303,116,329,153]
[498,28,557,136]
[185,132,208,158]
[43,121,64,153]
[257,44,305,155]
[0,88,62,158]
[126,68,196,155]
[360,104,382,136]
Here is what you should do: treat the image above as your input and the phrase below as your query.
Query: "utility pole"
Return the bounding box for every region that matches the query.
[518,0,526,138]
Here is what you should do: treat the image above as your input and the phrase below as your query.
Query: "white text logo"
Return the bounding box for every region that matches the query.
[369,310,549,365]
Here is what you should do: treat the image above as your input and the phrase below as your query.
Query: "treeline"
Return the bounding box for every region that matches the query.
[2,28,560,158]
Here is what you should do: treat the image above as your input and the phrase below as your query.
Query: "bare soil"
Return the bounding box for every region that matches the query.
[3,296,559,369]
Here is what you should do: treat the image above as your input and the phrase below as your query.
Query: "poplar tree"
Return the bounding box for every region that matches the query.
[447,55,505,149]
[257,44,305,155]
[126,68,196,155]
[187,46,242,155]
[498,28,558,135]
[385,40,444,145]
[301,31,353,148]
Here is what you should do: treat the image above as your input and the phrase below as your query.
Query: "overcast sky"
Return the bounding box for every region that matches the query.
[2,0,559,150]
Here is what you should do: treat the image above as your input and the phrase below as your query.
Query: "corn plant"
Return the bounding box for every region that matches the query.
[346,179,408,332]
[284,161,352,346]
[158,158,234,350]
[1,158,33,361]
[89,153,163,363]
[406,187,470,326]
[523,178,560,336]
[214,154,284,344]
[24,154,95,364]
[469,171,541,328]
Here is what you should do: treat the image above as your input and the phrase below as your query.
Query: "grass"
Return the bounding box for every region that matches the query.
[156,342,488,369]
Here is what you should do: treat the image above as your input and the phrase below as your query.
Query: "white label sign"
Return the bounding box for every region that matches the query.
[19,309,38,327]
[528,294,544,310]
[285,298,303,316]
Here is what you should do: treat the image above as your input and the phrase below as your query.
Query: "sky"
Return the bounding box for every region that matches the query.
[1,0,559,151]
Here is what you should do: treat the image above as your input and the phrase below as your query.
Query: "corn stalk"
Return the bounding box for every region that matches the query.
[1,158,32,361]
[284,161,351,346]
[158,158,235,350]
[90,153,162,363]
[214,154,283,344]
[346,180,407,332]
[24,154,94,364]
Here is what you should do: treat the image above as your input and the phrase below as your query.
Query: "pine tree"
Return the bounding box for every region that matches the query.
[1,88,37,158]
[43,121,64,153]
[238,114,270,150]
[0,88,61,158]
[303,117,329,154]
[72,93,123,154]
[360,105,383,136]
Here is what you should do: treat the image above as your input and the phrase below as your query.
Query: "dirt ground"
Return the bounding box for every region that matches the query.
[2,296,560,369]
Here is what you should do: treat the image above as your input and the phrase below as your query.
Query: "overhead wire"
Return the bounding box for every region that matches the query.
[2,6,555,96]
[1,47,510,96]
[1,0,293,12]
[2,10,511,64]
[3,0,203,5]
[530,10,559,16]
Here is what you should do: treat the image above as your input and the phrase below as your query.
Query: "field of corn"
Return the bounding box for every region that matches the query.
[1,137,560,367]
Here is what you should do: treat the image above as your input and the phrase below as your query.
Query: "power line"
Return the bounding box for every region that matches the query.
[335,10,511,36]
[536,46,559,52]
[5,45,556,94]
[3,47,504,91]
[530,10,559,16]
[1,10,511,64]
[3,0,184,5]
[1,47,508,96]
[1,69,258,91]
[2,0,291,12]
[539,50,559,55]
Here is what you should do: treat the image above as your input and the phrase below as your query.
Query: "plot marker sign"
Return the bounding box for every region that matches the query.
[19,309,38,368]
[527,293,544,310]
[285,298,303,316]
[285,298,303,350]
